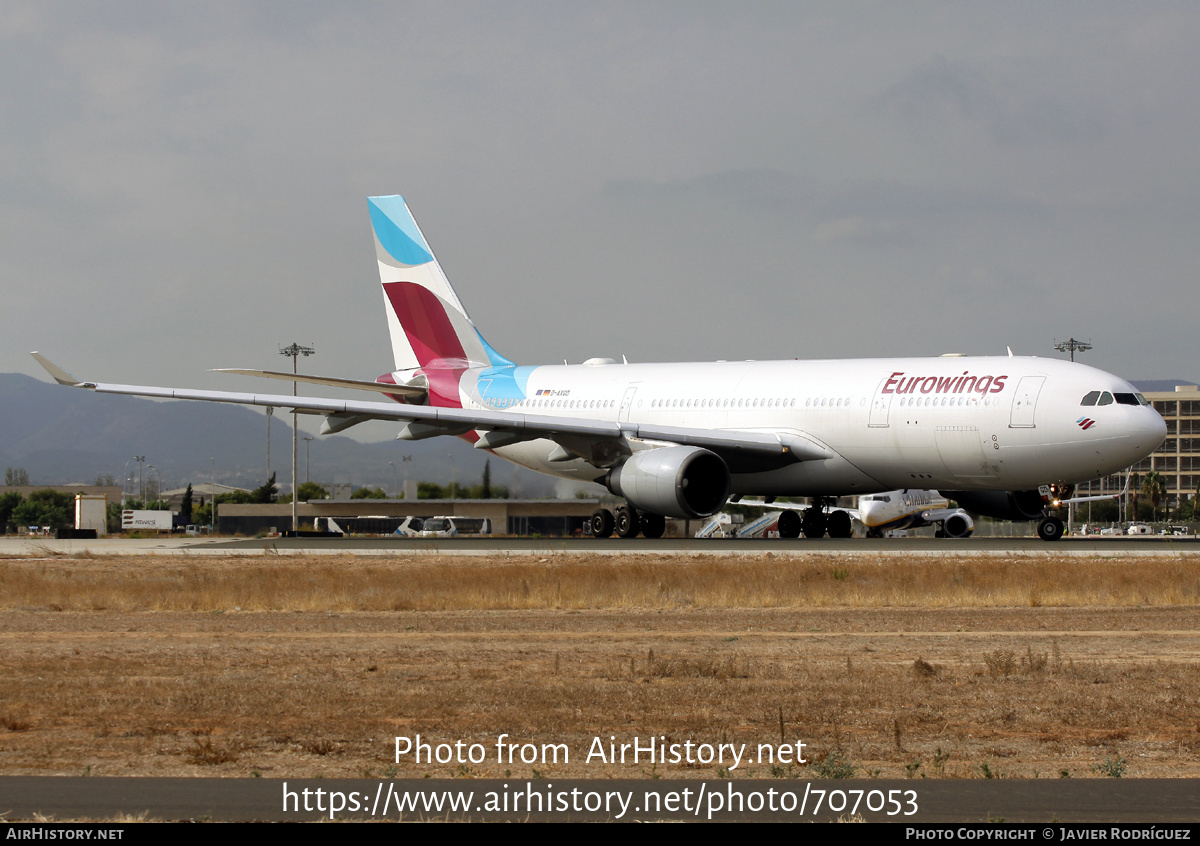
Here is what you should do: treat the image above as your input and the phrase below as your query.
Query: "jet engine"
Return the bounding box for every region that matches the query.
[943,490,1045,521]
[606,446,731,519]
[942,512,975,539]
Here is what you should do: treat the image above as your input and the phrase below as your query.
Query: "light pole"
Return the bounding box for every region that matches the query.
[1054,336,1094,533]
[279,343,315,534]
[145,465,160,504]
[133,455,146,503]
[266,407,273,482]
[1053,337,1093,363]
[122,457,139,506]
[302,436,313,484]
[210,457,216,534]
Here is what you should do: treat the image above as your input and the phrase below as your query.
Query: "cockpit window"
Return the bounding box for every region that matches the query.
[1081,391,1100,406]
[1114,393,1139,406]
[1097,392,1114,406]
[1135,393,1150,406]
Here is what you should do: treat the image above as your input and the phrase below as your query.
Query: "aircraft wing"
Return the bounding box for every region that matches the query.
[32,353,830,470]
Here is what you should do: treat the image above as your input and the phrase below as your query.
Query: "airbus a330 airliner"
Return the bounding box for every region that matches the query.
[33,195,1166,541]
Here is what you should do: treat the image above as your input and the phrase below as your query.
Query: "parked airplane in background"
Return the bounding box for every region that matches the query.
[856,490,974,538]
[32,195,1167,541]
[730,489,972,538]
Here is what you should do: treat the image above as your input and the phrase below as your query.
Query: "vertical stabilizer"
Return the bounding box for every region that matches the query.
[369,195,512,372]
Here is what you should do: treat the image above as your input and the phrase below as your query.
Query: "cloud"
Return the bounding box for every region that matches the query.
[876,54,1108,147]
[878,55,998,123]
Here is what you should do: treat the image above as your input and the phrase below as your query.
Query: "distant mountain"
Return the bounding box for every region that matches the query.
[0,373,557,496]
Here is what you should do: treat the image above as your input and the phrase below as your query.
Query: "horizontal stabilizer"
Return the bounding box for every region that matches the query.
[214,368,426,398]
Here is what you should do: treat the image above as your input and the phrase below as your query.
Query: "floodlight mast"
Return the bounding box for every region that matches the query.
[279,343,315,533]
[1053,339,1095,533]
[1053,337,1093,363]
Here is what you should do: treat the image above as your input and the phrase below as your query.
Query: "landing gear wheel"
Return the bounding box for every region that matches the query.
[590,508,615,538]
[802,507,827,538]
[777,510,802,539]
[640,513,666,539]
[615,506,641,539]
[866,527,883,539]
[827,509,853,539]
[1036,516,1065,542]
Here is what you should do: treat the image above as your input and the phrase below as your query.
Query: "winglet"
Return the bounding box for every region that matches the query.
[31,352,92,387]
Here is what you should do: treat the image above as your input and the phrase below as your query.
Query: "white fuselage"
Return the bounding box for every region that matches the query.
[446,355,1165,497]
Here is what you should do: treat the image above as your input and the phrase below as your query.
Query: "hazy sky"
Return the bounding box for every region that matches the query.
[5,2,1198,437]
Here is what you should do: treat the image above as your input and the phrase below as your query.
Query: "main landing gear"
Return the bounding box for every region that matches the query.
[591,506,666,539]
[760,499,855,539]
[590,499,855,540]
[799,498,854,539]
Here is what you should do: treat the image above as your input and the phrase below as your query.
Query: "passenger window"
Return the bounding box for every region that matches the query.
[1081,391,1100,406]
[1097,392,1114,406]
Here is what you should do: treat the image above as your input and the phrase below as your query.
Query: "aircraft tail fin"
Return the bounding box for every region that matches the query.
[368,195,513,372]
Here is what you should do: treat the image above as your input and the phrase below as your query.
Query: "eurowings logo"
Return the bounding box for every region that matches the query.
[1077,417,1096,430]
[881,371,1008,396]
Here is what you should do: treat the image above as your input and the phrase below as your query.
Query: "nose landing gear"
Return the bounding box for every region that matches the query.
[1035,483,1071,542]
[1036,515,1065,542]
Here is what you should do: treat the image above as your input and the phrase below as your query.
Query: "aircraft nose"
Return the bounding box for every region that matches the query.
[1146,408,1168,445]
[1127,408,1168,455]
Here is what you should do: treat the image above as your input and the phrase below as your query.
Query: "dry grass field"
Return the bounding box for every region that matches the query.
[2,550,1200,781]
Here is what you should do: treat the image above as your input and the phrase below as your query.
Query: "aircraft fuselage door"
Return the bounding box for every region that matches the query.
[619,386,638,423]
[1009,376,1045,428]
[869,376,893,427]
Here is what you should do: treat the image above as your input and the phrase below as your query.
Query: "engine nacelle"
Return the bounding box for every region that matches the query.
[606,446,731,519]
[943,490,1045,521]
[942,512,975,539]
